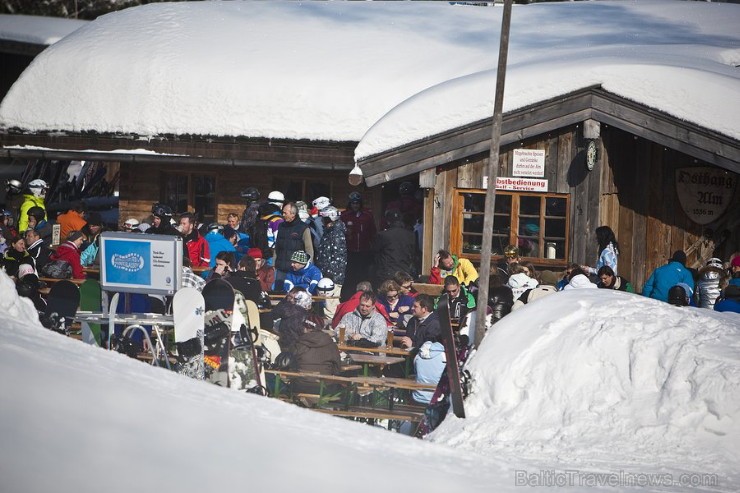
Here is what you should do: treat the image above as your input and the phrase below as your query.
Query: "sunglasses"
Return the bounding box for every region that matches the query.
[387,293,399,300]
[401,283,413,290]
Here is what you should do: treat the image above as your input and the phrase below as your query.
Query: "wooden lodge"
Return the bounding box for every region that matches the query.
[357,87,740,289]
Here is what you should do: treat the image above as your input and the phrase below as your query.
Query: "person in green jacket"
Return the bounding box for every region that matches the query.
[597,265,634,293]
[17,179,48,233]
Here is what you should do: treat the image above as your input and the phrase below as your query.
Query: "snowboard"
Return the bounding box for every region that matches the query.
[79,279,102,346]
[415,293,467,438]
[173,287,206,380]
[42,280,80,335]
[202,279,235,387]
[229,290,261,392]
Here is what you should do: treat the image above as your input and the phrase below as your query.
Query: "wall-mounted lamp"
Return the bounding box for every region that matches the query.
[348,163,364,186]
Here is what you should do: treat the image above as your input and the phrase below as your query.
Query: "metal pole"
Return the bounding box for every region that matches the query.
[474,0,513,349]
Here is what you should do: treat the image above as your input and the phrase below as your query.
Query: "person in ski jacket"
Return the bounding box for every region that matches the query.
[642,250,694,302]
[247,247,275,292]
[371,210,416,288]
[253,202,283,252]
[428,249,479,286]
[204,224,236,268]
[413,341,446,405]
[562,269,596,291]
[714,284,740,313]
[436,276,476,327]
[488,274,514,324]
[340,191,376,299]
[283,250,322,294]
[24,228,51,274]
[26,206,53,245]
[314,206,347,286]
[50,230,86,279]
[507,266,539,301]
[582,225,620,276]
[225,255,264,305]
[147,203,180,236]
[293,314,342,394]
[2,235,31,278]
[179,212,210,268]
[695,258,727,309]
[17,179,47,234]
[378,279,415,327]
[400,294,442,351]
[56,201,87,241]
[331,281,392,329]
[336,290,388,347]
[274,202,313,288]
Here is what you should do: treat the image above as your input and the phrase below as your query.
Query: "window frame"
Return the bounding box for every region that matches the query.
[161,171,218,225]
[450,189,570,266]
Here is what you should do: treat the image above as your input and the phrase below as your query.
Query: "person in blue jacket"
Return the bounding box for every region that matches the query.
[714,285,740,313]
[283,250,322,294]
[642,250,695,302]
[204,223,236,269]
[412,341,446,405]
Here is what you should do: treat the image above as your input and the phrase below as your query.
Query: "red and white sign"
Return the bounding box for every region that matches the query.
[495,177,548,192]
[513,149,545,177]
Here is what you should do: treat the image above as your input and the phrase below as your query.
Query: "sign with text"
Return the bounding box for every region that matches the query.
[495,177,548,192]
[513,149,546,177]
[99,232,182,295]
[676,167,736,225]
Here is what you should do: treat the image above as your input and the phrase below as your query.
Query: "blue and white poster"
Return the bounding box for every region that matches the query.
[100,232,183,295]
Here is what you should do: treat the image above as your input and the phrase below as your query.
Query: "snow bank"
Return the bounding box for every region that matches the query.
[432,289,740,484]
[0,14,87,46]
[0,270,510,493]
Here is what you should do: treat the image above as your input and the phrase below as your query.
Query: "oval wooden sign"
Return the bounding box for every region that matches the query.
[676,167,736,225]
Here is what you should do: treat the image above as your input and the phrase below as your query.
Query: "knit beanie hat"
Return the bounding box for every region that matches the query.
[247,247,263,259]
[290,250,310,265]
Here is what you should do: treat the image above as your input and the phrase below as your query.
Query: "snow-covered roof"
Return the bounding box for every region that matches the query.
[0,14,87,46]
[0,1,738,160]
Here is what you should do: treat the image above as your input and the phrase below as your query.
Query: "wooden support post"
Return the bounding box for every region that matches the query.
[474,0,513,349]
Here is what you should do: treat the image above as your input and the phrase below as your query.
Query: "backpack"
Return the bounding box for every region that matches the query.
[41,259,72,279]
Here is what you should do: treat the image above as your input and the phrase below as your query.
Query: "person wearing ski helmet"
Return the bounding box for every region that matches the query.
[340,191,376,300]
[308,196,331,247]
[239,186,261,235]
[267,190,285,208]
[315,205,347,319]
[148,203,180,235]
[25,206,53,245]
[17,178,48,233]
[383,180,422,229]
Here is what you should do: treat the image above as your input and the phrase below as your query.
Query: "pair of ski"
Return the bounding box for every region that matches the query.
[174,279,265,393]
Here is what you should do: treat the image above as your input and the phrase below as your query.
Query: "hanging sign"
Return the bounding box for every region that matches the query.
[494,177,548,192]
[675,167,736,225]
[512,149,546,177]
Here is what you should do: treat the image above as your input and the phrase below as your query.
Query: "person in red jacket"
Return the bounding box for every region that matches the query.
[331,281,392,329]
[179,212,210,268]
[339,191,376,300]
[50,230,86,279]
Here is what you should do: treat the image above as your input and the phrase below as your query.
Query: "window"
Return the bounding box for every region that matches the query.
[453,190,569,262]
[272,177,331,203]
[163,172,217,225]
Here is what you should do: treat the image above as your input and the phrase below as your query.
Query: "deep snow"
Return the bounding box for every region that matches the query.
[1,269,738,491]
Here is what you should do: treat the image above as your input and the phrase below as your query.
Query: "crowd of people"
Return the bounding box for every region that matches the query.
[2,179,738,404]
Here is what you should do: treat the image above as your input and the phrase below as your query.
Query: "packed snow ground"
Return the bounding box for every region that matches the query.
[0,1,738,157]
[1,269,738,491]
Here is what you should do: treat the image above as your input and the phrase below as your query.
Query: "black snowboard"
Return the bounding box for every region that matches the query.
[435,293,466,418]
[42,280,80,334]
[202,279,235,387]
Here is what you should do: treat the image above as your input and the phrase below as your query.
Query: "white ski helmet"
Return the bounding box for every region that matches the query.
[312,196,331,211]
[319,205,339,222]
[124,217,140,229]
[317,277,335,293]
[28,178,48,197]
[268,190,285,206]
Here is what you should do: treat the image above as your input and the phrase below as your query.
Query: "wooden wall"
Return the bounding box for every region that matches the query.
[430,124,738,290]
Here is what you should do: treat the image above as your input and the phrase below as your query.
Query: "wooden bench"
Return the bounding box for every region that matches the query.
[266,369,434,426]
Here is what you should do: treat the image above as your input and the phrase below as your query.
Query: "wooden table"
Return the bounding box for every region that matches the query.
[337,343,411,357]
[349,353,405,376]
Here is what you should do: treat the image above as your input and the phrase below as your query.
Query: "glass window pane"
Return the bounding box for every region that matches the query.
[494,194,511,214]
[165,175,188,215]
[545,217,566,238]
[462,234,482,254]
[463,193,485,212]
[546,197,567,217]
[544,239,566,260]
[463,214,484,235]
[520,195,540,215]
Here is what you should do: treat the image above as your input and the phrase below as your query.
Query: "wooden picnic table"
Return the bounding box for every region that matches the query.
[337,343,411,357]
[348,353,405,376]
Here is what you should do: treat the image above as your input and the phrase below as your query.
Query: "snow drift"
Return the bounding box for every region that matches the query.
[432,289,740,484]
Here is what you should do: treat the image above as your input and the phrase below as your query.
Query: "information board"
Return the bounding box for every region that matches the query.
[99,232,182,295]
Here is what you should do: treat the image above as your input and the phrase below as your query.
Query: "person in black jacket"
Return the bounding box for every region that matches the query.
[274,202,313,291]
[24,228,51,273]
[371,210,417,288]
[293,314,341,394]
[400,294,442,351]
[225,255,264,304]
[488,274,513,324]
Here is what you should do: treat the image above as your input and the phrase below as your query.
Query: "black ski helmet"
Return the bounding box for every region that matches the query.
[151,203,173,218]
[240,187,260,202]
